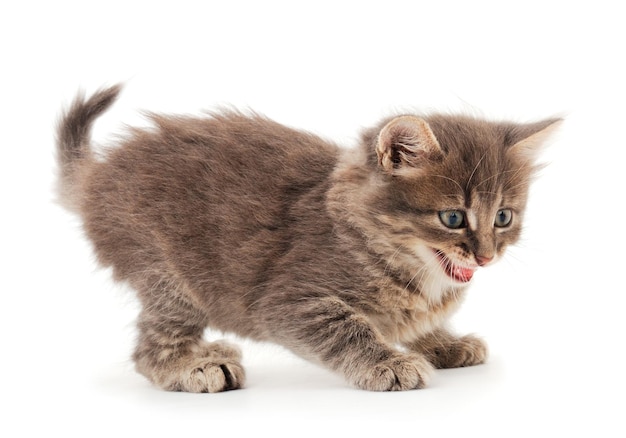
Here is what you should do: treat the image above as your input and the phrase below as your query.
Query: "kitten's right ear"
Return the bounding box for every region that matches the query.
[506,118,563,163]
[376,116,443,174]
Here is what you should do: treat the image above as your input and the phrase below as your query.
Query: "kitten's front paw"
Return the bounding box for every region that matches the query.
[353,353,434,391]
[433,335,488,369]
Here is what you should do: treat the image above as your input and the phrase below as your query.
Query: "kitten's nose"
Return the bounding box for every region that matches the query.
[475,255,493,266]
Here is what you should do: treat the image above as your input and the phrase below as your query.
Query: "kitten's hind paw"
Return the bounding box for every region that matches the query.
[179,358,245,393]
[352,353,434,391]
[137,340,245,393]
[172,341,245,393]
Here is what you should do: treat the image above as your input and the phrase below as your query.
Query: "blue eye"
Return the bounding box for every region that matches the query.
[495,209,513,227]
[439,210,466,229]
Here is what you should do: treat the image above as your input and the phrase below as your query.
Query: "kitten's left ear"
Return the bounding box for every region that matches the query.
[506,118,563,162]
[376,116,443,174]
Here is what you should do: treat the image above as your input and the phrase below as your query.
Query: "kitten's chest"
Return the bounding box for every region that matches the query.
[366,280,463,344]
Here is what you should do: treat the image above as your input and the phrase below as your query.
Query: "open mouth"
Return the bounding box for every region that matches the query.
[433,250,476,283]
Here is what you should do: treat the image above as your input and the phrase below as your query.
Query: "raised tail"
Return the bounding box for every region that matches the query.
[56,84,122,210]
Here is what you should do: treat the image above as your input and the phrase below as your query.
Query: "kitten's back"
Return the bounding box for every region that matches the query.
[57,90,340,335]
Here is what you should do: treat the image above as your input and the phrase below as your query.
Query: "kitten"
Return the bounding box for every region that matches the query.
[56,85,560,392]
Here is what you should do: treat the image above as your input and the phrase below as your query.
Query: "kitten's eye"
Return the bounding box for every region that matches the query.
[494,209,513,227]
[439,210,467,229]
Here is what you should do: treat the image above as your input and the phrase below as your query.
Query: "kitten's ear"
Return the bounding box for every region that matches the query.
[506,118,563,162]
[376,116,443,174]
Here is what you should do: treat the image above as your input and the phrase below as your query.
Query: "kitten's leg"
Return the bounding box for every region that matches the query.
[405,328,488,369]
[266,296,433,391]
[132,281,245,393]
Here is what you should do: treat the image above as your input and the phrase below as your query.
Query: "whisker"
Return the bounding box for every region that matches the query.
[472,164,535,199]
[503,179,533,193]
[431,174,464,193]
[466,148,490,191]
[474,190,500,196]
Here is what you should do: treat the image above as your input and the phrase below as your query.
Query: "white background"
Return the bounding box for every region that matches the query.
[2,1,624,436]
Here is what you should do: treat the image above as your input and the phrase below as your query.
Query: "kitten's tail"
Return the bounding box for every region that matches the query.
[55,84,122,211]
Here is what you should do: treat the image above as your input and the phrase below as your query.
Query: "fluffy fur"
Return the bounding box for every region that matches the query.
[56,85,560,392]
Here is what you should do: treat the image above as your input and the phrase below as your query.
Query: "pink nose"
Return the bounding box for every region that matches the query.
[476,255,493,266]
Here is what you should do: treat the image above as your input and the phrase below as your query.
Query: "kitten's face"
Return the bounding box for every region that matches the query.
[366,114,559,291]
[377,153,525,289]
[394,149,527,287]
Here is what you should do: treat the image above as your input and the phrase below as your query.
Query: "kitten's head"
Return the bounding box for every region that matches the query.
[344,113,560,294]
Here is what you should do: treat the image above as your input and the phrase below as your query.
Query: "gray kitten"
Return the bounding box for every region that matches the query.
[56,85,559,392]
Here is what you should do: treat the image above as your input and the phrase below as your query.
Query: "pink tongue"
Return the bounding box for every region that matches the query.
[454,266,475,282]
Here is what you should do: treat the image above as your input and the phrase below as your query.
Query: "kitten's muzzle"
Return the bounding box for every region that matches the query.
[433,250,477,283]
